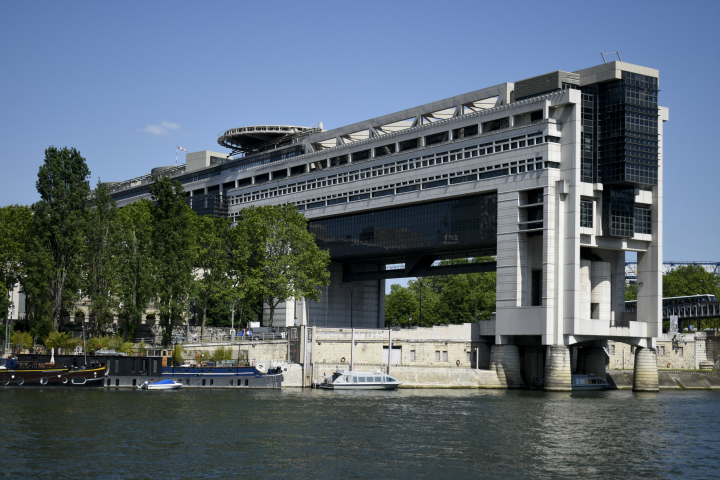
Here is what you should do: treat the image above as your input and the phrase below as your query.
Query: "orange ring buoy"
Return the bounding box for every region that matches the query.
[341,357,346,363]
[667,362,671,368]
[456,359,461,366]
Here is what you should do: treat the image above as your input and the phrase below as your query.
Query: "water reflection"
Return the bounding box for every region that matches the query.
[0,388,718,479]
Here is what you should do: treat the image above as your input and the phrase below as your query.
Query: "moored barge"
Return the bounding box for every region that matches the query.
[0,357,106,388]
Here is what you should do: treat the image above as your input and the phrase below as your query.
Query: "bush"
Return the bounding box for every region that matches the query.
[43,331,79,351]
[171,344,185,366]
[211,345,233,362]
[11,331,33,351]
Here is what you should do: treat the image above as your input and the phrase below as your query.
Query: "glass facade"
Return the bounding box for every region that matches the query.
[597,72,659,186]
[602,187,635,238]
[580,200,593,228]
[187,194,228,218]
[308,193,497,260]
[634,206,652,235]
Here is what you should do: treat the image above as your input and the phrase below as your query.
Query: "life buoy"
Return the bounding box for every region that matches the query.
[36,347,42,354]
[667,362,671,368]
[456,359,461,366]
[341,357,346,363]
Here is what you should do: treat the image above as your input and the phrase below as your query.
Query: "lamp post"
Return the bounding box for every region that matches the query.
[341,285,356,329]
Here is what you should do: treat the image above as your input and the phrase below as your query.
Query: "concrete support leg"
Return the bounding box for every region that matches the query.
[544,345,572,391]
[490,345,524,388]
[633,347,659,392]
[581,347,607,378]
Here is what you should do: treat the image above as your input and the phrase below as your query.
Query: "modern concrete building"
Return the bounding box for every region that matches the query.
[109,60,667,391]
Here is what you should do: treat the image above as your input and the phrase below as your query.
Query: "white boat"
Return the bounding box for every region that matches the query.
[319,370,401,390]
[139,379,182,390]
[571,373,609,390]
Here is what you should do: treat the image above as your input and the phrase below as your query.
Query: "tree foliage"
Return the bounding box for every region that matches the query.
[192,215,232,336]
[242,204,330,326]
[385,258,496,327]
[116,199,155,340]
[0,205,32,316]
[27,147,91,331]
[663,265,720,299]
[84,180,120,336]
[150,178,196,345]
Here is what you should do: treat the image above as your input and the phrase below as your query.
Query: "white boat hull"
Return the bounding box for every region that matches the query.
[323,383,399,390]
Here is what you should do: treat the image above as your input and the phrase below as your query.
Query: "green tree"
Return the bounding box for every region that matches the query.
[625,283,638,301]
[84,180,120,336]
[384,284,418,326]
[27,146,91,330]
[116,199,155,340]
[242,204,330,326]
[663,265,720,299]
[0,205,32,343]
[663,265,720,330]
[150,177,196,345]
[387,258,496,327]
[192,215,232,337]
[11,330,34,352]
[226,216,258,328]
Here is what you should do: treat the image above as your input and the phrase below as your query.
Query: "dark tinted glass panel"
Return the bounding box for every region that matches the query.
[580,200,593,228]
[308,193,496,260]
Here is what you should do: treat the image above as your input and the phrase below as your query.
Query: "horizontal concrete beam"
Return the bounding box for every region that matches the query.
[342,261,496,282]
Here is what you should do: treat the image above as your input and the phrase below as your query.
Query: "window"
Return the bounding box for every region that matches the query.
[353,376,358,383]
[442,351,448,362]
[374,376,381,382]
[245,379,248,386]
[634,206,652,235]
[202,379,206,386]
[581,200,593,228]
[435,351,440,361]
[610,344,615,355]
[531,270,542,306]
[678,347,683,356]
[660,346,665,356]
[410,350,416,361]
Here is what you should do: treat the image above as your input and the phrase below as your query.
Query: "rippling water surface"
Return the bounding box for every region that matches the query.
[1,387,719,479]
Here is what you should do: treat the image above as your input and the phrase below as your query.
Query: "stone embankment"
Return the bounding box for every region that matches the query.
[607,370,720,389]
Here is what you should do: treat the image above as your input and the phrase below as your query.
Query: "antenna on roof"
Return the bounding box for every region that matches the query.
[600,51,622,63]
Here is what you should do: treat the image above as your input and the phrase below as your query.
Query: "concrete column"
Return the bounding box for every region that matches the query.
[490,345,524,388]
[633,346,659,392]
[577,347,606,377]
[544,345,571,391]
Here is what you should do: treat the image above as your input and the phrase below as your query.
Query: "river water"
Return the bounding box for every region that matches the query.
[1,388,719,479]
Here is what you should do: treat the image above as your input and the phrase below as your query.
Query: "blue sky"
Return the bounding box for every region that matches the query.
[1,0,718,293]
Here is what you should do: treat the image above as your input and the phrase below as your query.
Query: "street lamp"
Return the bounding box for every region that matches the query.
[341,285,356,329]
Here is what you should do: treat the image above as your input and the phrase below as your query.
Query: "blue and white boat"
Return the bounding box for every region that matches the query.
[139,379,182,390]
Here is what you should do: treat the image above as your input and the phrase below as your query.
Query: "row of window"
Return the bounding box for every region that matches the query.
[284,158,551,213]
[229,134,559,207]
[580,198,652,235]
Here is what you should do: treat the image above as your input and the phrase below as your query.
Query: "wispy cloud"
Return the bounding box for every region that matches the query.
[138,121,182,135]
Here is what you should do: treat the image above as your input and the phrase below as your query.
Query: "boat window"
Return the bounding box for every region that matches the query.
[184,369,189,373]
[359,377,365,382]
[388,377,397,382]
[227,369,232,373]
[40,377,48,385]
[586,379,592,384]
[375,376,381,382]
[353,376,358,383]
[72,377,86,385]
[2,376,9,385]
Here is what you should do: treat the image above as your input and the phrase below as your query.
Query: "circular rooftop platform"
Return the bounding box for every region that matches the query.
[217,125,315,153]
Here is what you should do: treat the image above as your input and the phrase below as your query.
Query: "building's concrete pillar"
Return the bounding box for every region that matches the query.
[490,345,524,388]
[544,345,571,391]
[577,347,606,377]
[633,346,659,392]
